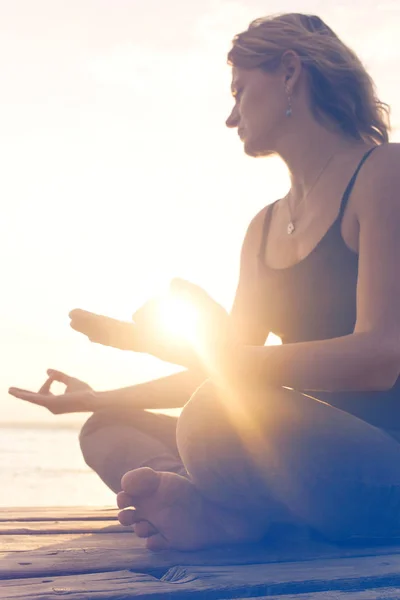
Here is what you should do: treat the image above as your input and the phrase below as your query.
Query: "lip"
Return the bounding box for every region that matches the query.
[238,129,245,139]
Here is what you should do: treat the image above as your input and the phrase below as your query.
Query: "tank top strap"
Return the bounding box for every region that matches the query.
[337,146,379,222]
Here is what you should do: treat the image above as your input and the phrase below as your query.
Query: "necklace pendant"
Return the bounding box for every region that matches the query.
[287,221,295,235]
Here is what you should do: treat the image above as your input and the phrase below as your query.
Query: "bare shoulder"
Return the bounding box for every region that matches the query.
[355,142,400,220]
[241,204,270,252]
[366,141,400,174]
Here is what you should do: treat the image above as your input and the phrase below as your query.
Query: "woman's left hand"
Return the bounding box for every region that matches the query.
[131,278,235,370]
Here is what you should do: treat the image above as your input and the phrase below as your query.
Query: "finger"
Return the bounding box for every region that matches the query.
[69,308,97,319]
[47,370,74,385]
[70,311,112,338]
[8,387,31,397]
[132,297,161,322]
[69,320,91,336]
[8,389,47,406]
[69,318,99,339]
[38,377,54,395]
[69,311,99,327]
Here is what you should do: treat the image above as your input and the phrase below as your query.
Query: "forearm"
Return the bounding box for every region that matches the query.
[214,332,399,393]
[95,369,207,409]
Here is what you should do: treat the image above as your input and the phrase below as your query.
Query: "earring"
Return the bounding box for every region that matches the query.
[286,94,292,117]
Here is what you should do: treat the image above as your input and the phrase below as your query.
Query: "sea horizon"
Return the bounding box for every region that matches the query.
[0,423,116,507]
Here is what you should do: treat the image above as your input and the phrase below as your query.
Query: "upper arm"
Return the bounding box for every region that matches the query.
[230,208,270,345]
[354,144,400,363]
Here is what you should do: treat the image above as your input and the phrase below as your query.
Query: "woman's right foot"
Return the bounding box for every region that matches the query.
[117,467,271,551]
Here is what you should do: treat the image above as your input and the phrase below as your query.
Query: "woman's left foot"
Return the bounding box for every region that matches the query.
[117,467,270,551]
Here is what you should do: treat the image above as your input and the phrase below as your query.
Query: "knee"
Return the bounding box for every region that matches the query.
[79,411,144,493]
[176,380,225,447]
[176,380,290,460]
[176,379,275,477]
[79,409,132,470]
[175,382,327,488]
[79,410,110,469]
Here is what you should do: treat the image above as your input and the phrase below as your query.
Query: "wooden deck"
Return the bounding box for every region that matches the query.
[2,507,400,598]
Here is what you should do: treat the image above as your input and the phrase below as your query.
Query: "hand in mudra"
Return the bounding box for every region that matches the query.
[69,279,233,369]
[8,370,96,415]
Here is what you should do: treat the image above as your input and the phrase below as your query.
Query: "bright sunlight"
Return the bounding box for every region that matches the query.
[157,295,283,346]
[157,294,201,343]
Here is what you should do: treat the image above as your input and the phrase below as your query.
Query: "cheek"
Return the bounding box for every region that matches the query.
[251,93,282,129]
[242,99,267,133]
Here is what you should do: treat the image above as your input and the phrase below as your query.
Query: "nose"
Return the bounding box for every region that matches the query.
[225,105,240,129]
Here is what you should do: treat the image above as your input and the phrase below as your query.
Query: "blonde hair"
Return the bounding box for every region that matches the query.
[227,13,390,145]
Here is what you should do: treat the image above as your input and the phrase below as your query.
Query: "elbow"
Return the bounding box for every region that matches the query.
[370,378,397,392]
[370,353,400,391]
[351,337,399,391]
[379,369,400,391]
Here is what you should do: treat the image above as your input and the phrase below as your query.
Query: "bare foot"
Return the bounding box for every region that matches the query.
[117,467,270,551]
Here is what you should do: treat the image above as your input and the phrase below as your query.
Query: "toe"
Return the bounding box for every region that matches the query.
[134,520,158,538]
[118,508,141,526]
[117,490,134,509]
[146,533,170,551]
[121,467,161,499]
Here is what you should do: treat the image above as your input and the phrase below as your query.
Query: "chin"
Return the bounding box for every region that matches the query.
[243,138,274,158]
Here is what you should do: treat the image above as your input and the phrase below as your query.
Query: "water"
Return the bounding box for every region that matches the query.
[0,426,116,507]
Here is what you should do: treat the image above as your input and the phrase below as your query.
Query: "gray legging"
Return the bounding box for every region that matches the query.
[79,379,400,544]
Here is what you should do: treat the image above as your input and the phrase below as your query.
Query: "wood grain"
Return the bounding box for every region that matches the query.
[4,555,400,599]
[3,507,400,599]
[0,520,130,535]
[0,507,117,522]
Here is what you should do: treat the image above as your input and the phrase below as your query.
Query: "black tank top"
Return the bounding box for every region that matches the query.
[257,146,377,344]
[256,146,400,434]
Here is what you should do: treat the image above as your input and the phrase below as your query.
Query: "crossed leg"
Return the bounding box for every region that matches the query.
[117,380,400,551]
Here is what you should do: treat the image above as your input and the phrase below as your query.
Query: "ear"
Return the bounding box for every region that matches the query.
[280,50,302,93]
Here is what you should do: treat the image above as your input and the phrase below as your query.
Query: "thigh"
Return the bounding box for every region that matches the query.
[280,388,400,541]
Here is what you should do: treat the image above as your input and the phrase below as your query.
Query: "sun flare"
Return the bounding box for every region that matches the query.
[157,295,201,343]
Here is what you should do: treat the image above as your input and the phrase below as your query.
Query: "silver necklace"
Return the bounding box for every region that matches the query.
[286,150,338,235]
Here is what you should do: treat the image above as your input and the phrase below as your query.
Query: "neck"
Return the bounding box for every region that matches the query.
[275,114,368,205]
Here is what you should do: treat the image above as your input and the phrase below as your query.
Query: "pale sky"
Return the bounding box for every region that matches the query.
[1,0,399,425]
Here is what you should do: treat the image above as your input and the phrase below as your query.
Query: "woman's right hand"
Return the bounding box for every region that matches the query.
[8,370,97,415]
[69,310,137,351]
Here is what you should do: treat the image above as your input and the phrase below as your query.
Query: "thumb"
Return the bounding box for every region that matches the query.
[170,278,211,305]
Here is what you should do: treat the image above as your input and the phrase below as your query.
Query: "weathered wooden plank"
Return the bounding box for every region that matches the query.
[4,555,400,599]
[230,591,400,599]
[158,558,400,596]
[0,507,117,522]
[3,531,400,581]
[0,520,131,535]
[0,535,337,580]
[1,532,137,552]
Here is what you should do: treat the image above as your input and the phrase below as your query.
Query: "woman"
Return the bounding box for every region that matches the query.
[9,13,400,552]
